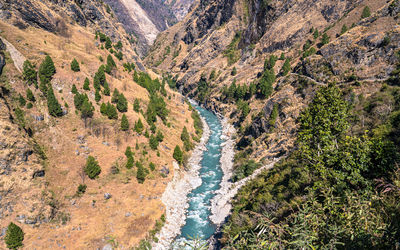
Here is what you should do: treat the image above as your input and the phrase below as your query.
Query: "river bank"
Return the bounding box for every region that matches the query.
[152,114,210,250]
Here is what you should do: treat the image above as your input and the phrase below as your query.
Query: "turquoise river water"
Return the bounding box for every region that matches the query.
[177,104,224,242]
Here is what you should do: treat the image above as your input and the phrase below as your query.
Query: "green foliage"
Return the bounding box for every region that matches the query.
[47,87,63,117]
[302,47,316,58]
[268,104,278,126]
[135,72,161,94]
[237,100,250,120]
[121,114,129,131]
[136,161,147,183]
[320,33,330,45]
[257,55,277,99]
[18,94,26,107]
[95,89,101,102]
[117,92,128,112]
[114,41,123,50]
[149,134,159,150]
[71,84,78,95]
[126,156,134,169]
[107,54,116,69]
[22,60,37,87]
[232,160,260,182]
[70,58,80,72]
[111,88,119,103]
[84,156,101,179]
[80,99,94,119]
[5,222,24,249]
[146,93,168,124]
[103,81,110,96]
[173,145,183,165]
[100,102,118,119]
[149,162,155,171]
[14,107,25,128]
[340,24,348,35]
[105,37,112,49]
[224,31,242,65]
[191,109,203,136]
[361,6,371,18]
[196,74,210,102]
[76,184,87,195]
[231,67,237,76]
[181,126,193,151]
[156,130,164,142]
[134,118,144,134]
[38,55,56,88]
[94,65,106,88]
[281,58,291,76]
[133,98,140,112]
[313,28,319,39]
[83,77,90,91]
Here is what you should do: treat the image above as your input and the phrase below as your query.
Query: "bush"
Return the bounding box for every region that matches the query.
[173,145,183,165]
[107,54,116,70]
[121,114,129,131]
[22,60,37,87]
[83,77,90,91]
[149,162,156,171]
[71,58,80,72]
[76,184,87,195]
[126,156,134,169]
[18,94,26,107]
[156,130,164,142]
[84,156,101,179]
[5,222,24,249]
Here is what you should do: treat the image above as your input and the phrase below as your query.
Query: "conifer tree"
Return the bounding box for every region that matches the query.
[149,134,159,150]
[133,98,140,112]
[18,94,26,107]
[103,81,110,96]
[125,146,133,158]
[26,88,35,102]
[181,126,190,142]
[136,161,146,183]
[100,102,107,115]
[105,37,112,49]
[321,33,330,45]
[22,60,37,87]
[38,55,56,87]
[71,58,80,72]
[134,118,144,134]
[121,114,129,131]
[126,156,134,169]
[95,89,101,102]
[84,156,101,179]
[173,145,183,165]
[47,87,63,117]
[111,88,119,103]
[107,54,116,69]
[83,77,90,90]
[281,58,291,76]
[5,222,24,249]
[117,93,128,112]
[80,99,94,119]
[71,84,78,95]
[361,6,371,18]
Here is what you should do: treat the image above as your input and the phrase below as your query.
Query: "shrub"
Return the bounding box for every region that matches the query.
[26,103,33,109]
[121,114,129,131]
[340,24,348,35]
[47,87,63,117]
[156,130,164,142]
[83,77,90,90]
[126,156,134,169]
[149,162,156,171]
[18,94,26,107]
[361,6,371,18]
[5,222,24,249]
[84,156,101,179]
[22,60,37,87]
[76,184,87,195]
[173,145,183,165]
[71,58,80,72]
[231,67,237,76]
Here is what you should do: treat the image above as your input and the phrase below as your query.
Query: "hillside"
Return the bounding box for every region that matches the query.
[0,0,200,249]
[146,0,400,248]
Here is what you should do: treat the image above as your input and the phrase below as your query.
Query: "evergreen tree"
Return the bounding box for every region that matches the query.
[117,93,128,112]
[105,37,112,49]
[94,65,106,87]
[181,126,190,142]
[111,88,119,103]
[259,70,275,98]
[83,77,90,90]
[100,102,107,115]
[121,114,129,131]
[126,156,134,169]
[80,99,94,119]
[313,28,319,39]
[134,118,144,134]
[70,58,80,72]
[26,88,35,102]
[103,81,110,96]
[95,89,101,102]
[136,161,147,183]
[84,156,101,179]
[149,162,156,171]
[173,145,183,165]
[47,87,63,117]
[281,58,291,76]
[71,84,78,94]
[361,6,371,18]
[133,98,140,112]
[149,134,159,150]
[5,222,24,249]
[22,60,37,87]
[231,67,237,76]
[105,103,118,119]
[107,54,116,69]
[321,33,330,45]
[18,94,26,107]
[125,146,133,158]
[340,24,348,35]
[156,130,164,142]
[38,55,56,87]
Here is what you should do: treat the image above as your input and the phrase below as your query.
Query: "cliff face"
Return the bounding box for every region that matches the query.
[0,0,198,249]
[146,0,398,167]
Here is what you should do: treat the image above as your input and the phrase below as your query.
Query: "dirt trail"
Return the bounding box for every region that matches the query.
[1,37,25,73]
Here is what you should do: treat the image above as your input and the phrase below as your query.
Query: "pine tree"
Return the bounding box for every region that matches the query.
[313,29,319,39]
[94,65,106,87]
[173,145,183,165]
[149,162,156,171]
[133,98,140,112]
[321,33,330,45]
[47,87,63,117]
[156,130,164,142]
[80,99,94,119]
[149,134,159,150]
[71,84,78,94]
[105,37,112,49]
[107,54,116,69]
[103,81,110,96]
[5,222,24,249]
[181,126,190,142]
[106,103,118,119]
[125,146,133,158]
[22,60,37,87]
[117,93,128,112]
[281,58,291,76]
[71,58,80,72]
[26,88,35,102]
[121,114,129,131]
[83,77,90,90]
[111,88,119,103]
[126,156,134,169]
[38,55,56,87]
[84,156,101,179]
[18,94,26,107]
[361,6,371,18]
[95,89,101,102]
[136,161,146,183]
[100,102,107,115]
[340,24,348,35]
[134,118,144,134]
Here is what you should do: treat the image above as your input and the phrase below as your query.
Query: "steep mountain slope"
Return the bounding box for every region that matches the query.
[146,0,400,247]
[0,0,199,249]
